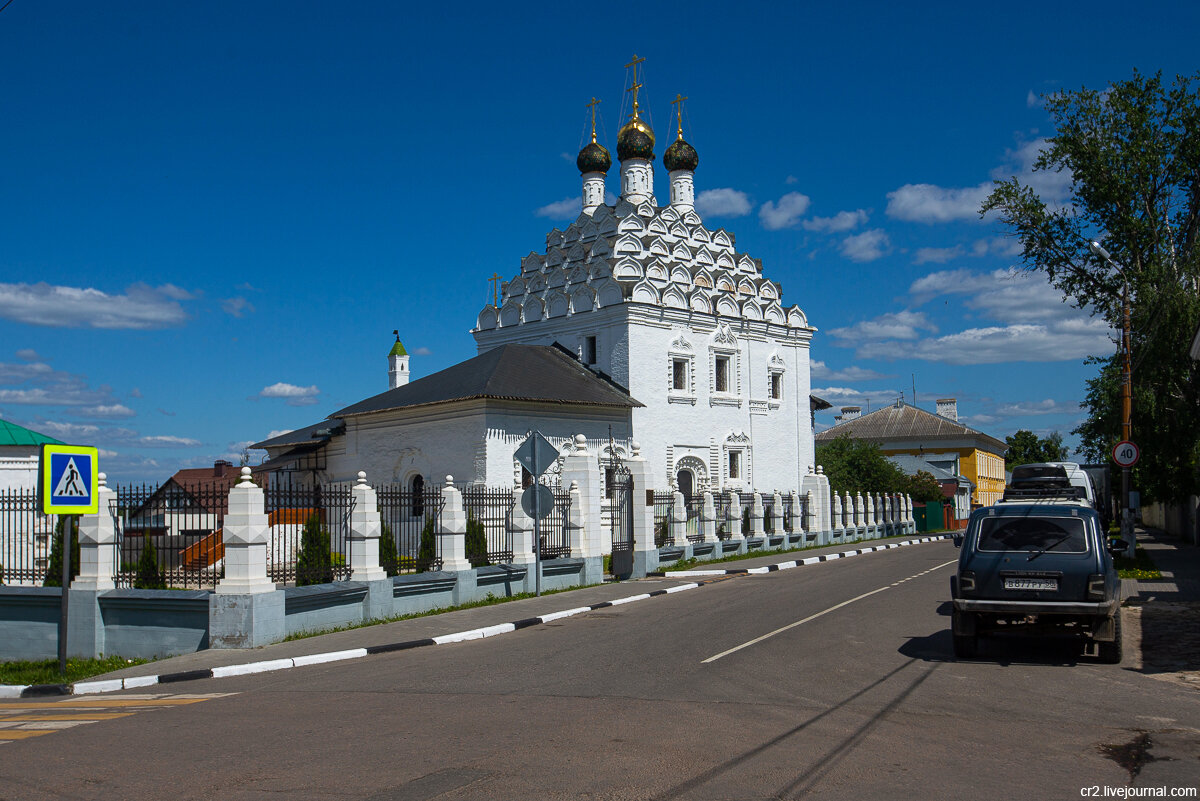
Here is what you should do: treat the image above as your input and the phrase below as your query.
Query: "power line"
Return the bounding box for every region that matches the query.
[0,0,15,14]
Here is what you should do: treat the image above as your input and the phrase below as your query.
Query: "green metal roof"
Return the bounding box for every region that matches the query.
[389,339,408,357]
[0,419,64,447]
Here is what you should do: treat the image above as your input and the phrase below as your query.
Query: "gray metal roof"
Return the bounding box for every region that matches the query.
[886,453,973,487]
[815,401,1006,452]
[331,344,642,418]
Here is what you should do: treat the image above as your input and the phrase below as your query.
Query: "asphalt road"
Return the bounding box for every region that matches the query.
[2,540,1198,800]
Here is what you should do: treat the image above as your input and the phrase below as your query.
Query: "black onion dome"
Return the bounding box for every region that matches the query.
[576,141,611,174]
[663,137,698,172]
[617,117,655,161]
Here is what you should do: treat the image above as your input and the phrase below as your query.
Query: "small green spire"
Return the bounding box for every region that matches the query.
[389,329,407,357]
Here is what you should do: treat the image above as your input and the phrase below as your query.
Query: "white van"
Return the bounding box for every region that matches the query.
[1010,462,1096,508]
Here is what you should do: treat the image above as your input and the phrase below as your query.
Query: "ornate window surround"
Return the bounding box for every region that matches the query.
[667,331,696,405]
[723,431,751,488]
[709,324,741,408]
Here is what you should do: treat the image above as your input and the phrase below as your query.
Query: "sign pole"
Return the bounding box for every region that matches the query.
[532,435,542,597]
[58,515,74,675]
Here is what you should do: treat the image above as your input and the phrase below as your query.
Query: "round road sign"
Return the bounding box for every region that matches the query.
[1112,440,1140,468]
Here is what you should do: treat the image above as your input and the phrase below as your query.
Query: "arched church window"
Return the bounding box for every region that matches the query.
[411,475,425,517]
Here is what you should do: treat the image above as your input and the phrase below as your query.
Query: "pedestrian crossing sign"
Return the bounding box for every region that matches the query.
[39,444,99,515]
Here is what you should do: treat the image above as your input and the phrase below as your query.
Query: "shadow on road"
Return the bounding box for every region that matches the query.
[900,629,1094,667]
[1129,600,1200,678]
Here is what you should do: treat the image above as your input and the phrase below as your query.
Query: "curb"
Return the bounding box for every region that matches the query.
[0,535,951,699]
[653,535,953,577]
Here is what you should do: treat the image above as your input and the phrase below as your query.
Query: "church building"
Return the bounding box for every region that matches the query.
[473,61,816,495]
[255,60,817,496]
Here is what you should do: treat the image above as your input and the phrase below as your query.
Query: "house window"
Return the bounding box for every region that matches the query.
[728,451,741,480]
[769,372,782,400]
[411,475,425,517]
[584,336,597,365]
[672,359,688,391]
[715,356,730,393]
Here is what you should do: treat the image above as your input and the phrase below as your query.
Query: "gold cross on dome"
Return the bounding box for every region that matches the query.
[586,97,601,143]
[670,93,687,138]
[624,54,645,119]
[488,272,502,306]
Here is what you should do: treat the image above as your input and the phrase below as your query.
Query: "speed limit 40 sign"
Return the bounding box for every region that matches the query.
[1112,440,1140,467]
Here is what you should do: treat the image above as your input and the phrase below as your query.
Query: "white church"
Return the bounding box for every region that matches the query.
[255,61,817,497]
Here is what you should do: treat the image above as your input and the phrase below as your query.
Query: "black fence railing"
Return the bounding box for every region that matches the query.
[376,485,445,574]
[259,479,354,585]
[460,485,514,566]
[652,491,674,547]
[112,482,231,590]
[712,492,732,540]
[536,484,573,559]
[0,488,55,586]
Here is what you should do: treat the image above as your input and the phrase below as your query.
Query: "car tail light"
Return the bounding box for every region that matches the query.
[959,571,976,593]
[1087,574,1105,600]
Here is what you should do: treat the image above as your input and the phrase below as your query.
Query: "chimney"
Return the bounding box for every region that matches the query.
[213,459,232,478]
[840,406,862,422]
[936,398,957,421]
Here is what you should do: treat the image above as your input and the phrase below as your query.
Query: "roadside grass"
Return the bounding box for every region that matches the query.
[283,584,600,642]
[0,656,151,687]
[657,530,943,572]
[1114,547,1162,580]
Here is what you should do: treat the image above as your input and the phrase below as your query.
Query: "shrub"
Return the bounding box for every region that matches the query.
[741,506,751,535]
[418,516,437,570]
[133,537,166,590]
[465,512,488,567]
[379,523,400,577]
[295,513,333,586]
[43,517,80,587]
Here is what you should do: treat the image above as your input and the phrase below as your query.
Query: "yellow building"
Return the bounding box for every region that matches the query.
[814,398,1008,507]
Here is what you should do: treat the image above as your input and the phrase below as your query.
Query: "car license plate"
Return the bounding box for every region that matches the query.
[1004,577,1057,591]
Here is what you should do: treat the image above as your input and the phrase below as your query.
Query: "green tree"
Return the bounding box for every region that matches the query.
[295,513,333,586]
[42,517,80,588]
[464,512,488,568]
[417,516,437,570]
[983,70,1200,503]
[1004,430,1069,468]
[816,433,905,494]
[379,522,400,577]
[133,537,166,590]
[900,470,945,504]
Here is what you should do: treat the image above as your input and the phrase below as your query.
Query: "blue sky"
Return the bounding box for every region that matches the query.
[1,1,1196,483]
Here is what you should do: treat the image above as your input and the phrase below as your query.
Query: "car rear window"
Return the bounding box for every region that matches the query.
[977,516,1087,553]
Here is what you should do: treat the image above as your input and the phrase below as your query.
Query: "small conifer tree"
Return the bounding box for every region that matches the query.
[417,516,437,570]
[379,522,400,577]
[465,512,488,567]
[134,537,166,590]
[295,513,333,586]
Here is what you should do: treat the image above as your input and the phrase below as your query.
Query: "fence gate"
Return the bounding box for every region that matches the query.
[608,466,634,577]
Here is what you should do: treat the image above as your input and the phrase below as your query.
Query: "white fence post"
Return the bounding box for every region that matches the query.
[348,472,385,582]
[700,491,718,544]
[74,473,117,591]
[216,468,274,595]
[670,491,687,547]
[726,490,744,543]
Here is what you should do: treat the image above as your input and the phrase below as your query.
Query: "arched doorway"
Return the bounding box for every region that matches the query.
[676,468,694,504]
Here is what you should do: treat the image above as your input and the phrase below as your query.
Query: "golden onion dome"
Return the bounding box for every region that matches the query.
[617,116,655,161]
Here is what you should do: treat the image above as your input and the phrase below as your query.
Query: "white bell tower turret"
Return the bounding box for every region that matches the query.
[663,93,699,212]
[388,330,409,389]
[577,97,611,213]
[617,54,656,206]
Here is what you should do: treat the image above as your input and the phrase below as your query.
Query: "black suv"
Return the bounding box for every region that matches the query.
[950,469,1126,661]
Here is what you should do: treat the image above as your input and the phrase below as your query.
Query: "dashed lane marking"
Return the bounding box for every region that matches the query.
[0,692,235,744]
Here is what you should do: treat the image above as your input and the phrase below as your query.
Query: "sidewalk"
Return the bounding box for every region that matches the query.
[7,534,951,695]
[1124,526,1200,689]
[1128,526,1200,603]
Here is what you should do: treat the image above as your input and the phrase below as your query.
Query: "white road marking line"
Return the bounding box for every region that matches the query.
[702,559,959,663]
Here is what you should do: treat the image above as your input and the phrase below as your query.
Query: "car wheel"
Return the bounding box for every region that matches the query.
[1097,610,1123,664]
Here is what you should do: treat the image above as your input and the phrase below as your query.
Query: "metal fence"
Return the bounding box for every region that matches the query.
[263,480,354,585]
[376,484,446,574]
[712,492,732,540]
[460,485,514,566]
[536,482,573,559]
[652,491,674,546]
[112,482,230,589]
[0,488,55,586]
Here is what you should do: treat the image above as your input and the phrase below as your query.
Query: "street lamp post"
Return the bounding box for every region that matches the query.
[1088,240,1135,557]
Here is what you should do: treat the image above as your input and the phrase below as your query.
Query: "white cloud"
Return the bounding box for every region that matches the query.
[992,138,1072,204]
[76,404,136,419]
[259,382,320,406]
[909,267,1081,324]
[1026,90,1040,108]
[412,346,432,356]
[811,386,905,407]
[994,398,1078,416]
[802,209,868,233]
[759,192,812,230]
[840,229,891,262]
[15,349,43,362]
[696,188,753,218]
[785,175,799,185]
[885,182,992,224]
[811,360,893,382]
[0,282,192,329]
[535,197,581,219]
[971,237,1024,258]
[829,311,936,342]
[221,296,254,317]
[139,434,202,447]
[267,430,291,439]
[912,246,964,265]
[856,320,1113,365]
